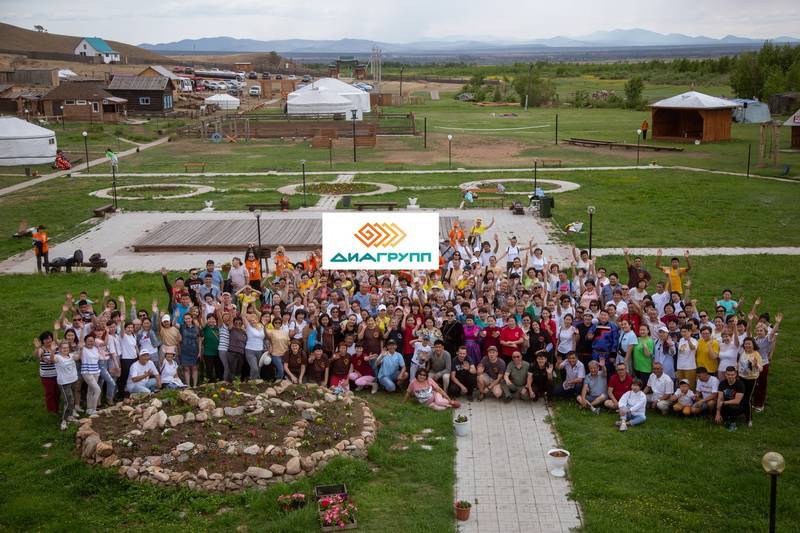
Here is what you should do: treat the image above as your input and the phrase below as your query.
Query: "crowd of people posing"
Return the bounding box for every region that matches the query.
[34,232,782,433]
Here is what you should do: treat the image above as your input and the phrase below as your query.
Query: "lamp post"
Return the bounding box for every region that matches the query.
[24,108,30,122]
[762,452,785,533]
[587,206,596,258]
[636,128,642,165]
[82,131,90,174]
[60,106,65,130]
[447,134,453,169]
[399,66,405,105]
[351,109,357,163]
[300,159,307,207]
[534,159,538,192]
[249,207,264,273]
[108,150,119,210]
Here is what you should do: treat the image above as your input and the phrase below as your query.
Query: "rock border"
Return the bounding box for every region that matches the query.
[458,178,580,195]
[90,183,216,201]
[276,181,397,197]
[75,380,377,493]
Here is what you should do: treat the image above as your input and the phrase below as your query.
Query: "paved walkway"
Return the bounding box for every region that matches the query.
[593,247,800,256]
[0,137,170,197]
[455,400,582,533]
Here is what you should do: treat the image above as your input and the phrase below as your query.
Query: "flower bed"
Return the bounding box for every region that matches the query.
[306,183,378,195]
[75,381,377,492]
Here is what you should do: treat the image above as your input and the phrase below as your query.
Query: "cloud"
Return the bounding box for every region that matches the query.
[2,0,799,44]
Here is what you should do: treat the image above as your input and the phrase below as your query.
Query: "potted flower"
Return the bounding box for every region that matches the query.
[319,494,358,531]
[454,500,472,521]
[454,414,470,437]
[277,492,306,512]
[546,448,571,477]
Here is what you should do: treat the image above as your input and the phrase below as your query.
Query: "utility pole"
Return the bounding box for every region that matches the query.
[525,63,533,111]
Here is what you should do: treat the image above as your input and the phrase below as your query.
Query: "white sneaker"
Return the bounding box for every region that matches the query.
[748,420,753,428]
[619,421,628,432]
[72,410,80,418]
[591,407,600,415]
[86,409,96,416]
[74,406,84,413]
[60,421,68,431]
[371,382,379,394]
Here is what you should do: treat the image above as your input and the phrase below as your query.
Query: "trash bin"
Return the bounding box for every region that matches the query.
[539,196,553,218]
[342,195,352,208]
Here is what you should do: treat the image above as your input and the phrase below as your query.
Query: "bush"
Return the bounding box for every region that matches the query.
[624,77,644,109]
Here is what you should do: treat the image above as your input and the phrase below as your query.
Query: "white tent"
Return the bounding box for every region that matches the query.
[286,88,354,115]
[0,116,57,166]
[730,98,771,123]
[290,77,370,115]
[204,93,240,110]
[782,108,800,127]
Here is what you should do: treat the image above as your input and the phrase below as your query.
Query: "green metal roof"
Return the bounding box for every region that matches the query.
[84,37,117,54]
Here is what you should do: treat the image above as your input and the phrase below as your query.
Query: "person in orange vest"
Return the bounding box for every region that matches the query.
[641,119,649,141]
[448,221,464,246]
[32,225,49,273]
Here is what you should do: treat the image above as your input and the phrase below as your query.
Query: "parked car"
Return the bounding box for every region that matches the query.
[302,75,312,82]
[261,72,271,79]
[249,85,262,96]
[287,75,297,80]
[247,71,258,79]
[275,74,283,80]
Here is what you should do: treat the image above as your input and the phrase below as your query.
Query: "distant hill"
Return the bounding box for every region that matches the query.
[140,28,800,54]
[0,21,167,61]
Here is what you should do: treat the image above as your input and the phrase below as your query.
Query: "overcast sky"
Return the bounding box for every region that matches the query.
[3,0,799,44]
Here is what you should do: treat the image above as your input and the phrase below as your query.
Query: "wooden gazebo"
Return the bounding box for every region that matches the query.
[650,91,737,143]
[784,109,800,149]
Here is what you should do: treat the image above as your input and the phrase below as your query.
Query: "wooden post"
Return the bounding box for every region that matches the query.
[773,122,780,167]
[759,123,767,165]
[424,117,427,149]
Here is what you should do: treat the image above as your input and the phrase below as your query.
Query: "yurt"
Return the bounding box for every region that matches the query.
[286,87,353,115]
[731,98,771,123]
[650,91,738,142]
[0,116,57,166]
[290,78,370,115]
[204,93,240,110]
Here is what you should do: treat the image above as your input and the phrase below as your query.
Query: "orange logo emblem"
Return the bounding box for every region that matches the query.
[354,222,407,247]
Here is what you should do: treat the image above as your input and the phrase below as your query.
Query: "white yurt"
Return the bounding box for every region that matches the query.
[0,116,57,166]
[204,93,240,110]
[730,98,771,123]
[290,77,370,115]
[286,88,354,115]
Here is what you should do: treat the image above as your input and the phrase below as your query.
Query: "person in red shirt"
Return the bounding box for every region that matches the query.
[499,316,525,363]
[604,363,633,411]
[348,344,376,392]
[480,315,502,357]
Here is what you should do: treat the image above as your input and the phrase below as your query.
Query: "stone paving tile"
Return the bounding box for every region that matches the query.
[454,399,583,532]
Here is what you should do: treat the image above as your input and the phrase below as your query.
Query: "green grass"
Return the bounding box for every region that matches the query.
[350,168,800,247]
[552,255,799,532]
[0,272,455,532]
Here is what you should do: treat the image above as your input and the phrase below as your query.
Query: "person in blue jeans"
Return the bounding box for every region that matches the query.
[375,339,408,392]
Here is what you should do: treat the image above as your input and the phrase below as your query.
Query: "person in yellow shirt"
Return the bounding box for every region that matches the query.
[695,326,720,374]
[468,217,494,249]
[655,248,691,294]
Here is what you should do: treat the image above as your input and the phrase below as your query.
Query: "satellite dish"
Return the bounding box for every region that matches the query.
[211,133,223,143]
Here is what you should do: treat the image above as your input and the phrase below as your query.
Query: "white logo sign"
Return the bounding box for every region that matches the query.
[322,212,440,270]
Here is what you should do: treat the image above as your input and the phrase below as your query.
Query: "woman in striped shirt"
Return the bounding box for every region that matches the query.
[34,331,59,414]
[80,334,102,415]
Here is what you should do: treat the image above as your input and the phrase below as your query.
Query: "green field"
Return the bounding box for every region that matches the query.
[0,272,455,533]
[554,255,799,532]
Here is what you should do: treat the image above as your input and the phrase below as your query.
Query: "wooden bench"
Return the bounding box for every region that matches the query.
[246,202,285,211]
[468,188,503,195]
[473,196,504,208]
[533,158,562,167]
[184,162,207,172]
[92,204,115,217]
[353,201,398,211]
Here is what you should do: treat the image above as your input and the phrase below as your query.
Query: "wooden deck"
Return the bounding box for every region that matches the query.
[133,216,458,253]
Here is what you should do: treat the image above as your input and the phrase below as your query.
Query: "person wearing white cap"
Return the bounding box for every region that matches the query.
[653,326,676,380]
[126,350,161,394]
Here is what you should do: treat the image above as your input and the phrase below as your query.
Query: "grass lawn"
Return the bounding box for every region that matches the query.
[0,272,455,532]
[552,255,799,532]
[350,168,800,247]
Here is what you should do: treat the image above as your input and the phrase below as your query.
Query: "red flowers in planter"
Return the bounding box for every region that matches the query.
[319,494,358,529]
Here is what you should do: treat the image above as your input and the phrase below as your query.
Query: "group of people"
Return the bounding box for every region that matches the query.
[34,226,781,434]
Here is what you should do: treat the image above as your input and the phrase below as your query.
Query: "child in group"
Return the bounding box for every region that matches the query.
[348,344,376,391]
[616,378,647,431]
[410,334,433,380]
[404,367,460,410]
[670,379,696,416]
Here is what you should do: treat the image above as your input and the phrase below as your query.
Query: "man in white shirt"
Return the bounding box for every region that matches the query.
[644,362,674,414]
[127,350,161,394]
[651,281,670,317]
[691,367,719,415]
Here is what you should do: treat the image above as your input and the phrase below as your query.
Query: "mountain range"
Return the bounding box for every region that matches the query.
[140,28,800,54]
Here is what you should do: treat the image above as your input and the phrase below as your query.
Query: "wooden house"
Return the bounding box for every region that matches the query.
[650,91,737,143]
[107,75,176,113]
[42,80,126,123]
